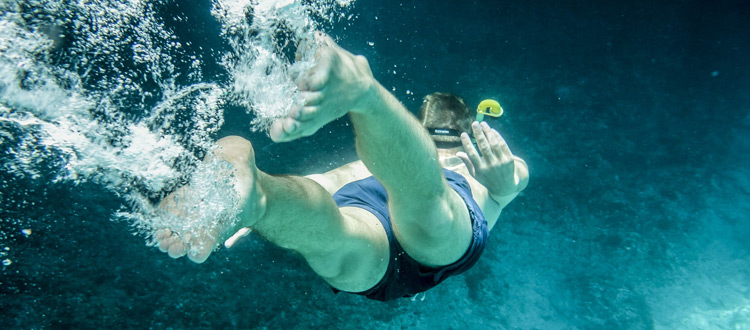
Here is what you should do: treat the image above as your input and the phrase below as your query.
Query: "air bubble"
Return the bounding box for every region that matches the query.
[1,0,356,253]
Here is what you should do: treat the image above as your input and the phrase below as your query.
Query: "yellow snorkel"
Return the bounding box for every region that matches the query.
[475,99,503,122]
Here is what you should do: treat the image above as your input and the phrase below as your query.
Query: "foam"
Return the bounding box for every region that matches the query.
[0,0,355,248]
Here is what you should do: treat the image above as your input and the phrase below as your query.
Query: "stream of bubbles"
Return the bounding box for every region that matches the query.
[0,0,355,257]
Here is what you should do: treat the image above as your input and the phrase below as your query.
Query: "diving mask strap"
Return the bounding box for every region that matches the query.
[426,128,463,137]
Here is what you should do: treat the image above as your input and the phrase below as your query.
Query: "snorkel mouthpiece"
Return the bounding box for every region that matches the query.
[475,99,503,122]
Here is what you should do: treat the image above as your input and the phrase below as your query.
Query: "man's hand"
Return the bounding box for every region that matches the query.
[456,121,528,202]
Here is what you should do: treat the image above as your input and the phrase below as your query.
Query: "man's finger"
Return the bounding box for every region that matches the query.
[480,122,501,157]
[472,122,493,158]
[485,125,512,160]
[480,121,497,145]
[461,132,482,166]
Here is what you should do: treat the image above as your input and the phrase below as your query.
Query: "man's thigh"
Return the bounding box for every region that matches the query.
[310,206,389,293]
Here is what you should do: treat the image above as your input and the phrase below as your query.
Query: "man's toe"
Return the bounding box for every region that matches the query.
[187,246,211,264]
[157,235,173,252]
[269,119,287,142]
[270,117,302,142]
[168,240,186,259]
[158,241,170,253]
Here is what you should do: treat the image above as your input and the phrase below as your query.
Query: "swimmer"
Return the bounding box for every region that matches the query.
[155,32,529,301]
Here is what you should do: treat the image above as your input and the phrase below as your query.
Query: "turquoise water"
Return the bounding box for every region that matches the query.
[2,0,749,328]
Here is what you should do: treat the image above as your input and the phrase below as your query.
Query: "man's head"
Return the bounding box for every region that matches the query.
[417,92,473,144]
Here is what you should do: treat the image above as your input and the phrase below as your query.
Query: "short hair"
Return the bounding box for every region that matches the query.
[417,92,473,143]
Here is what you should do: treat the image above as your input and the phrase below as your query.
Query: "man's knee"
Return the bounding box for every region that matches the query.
[213,136,255,165]
[216,135,252,150]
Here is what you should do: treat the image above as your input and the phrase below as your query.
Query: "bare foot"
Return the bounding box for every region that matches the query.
[154,227,216,263]
[270,32,377,142]
[153,136,267,263]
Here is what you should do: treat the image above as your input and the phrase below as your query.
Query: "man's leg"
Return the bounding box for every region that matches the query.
[156,136,389,292]
[270,34,472,267]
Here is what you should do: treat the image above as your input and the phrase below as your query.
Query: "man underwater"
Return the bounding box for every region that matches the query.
[155,33,529,302]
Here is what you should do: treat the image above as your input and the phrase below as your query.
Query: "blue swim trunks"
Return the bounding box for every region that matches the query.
[331,169,489,302]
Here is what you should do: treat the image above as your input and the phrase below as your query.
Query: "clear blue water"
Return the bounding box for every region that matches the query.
[2,0,749,329]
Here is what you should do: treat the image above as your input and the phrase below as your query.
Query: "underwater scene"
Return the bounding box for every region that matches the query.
[1,0,749,328]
